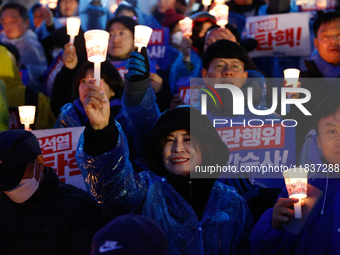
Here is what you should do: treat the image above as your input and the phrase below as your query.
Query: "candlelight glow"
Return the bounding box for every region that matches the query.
[213,5,229,28]
[134,25,153,52]
[48,0,58,9]
[18,106,36,131]
[179,17,193,37]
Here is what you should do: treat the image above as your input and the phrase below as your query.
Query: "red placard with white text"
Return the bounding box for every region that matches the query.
[32,127,85,190]
[246,12,311,58]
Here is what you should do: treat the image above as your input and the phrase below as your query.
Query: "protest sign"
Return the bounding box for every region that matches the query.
[32,127,85,190]
[246,12,311,58]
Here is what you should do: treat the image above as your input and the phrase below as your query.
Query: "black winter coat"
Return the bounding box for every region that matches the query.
[0,167,109,255]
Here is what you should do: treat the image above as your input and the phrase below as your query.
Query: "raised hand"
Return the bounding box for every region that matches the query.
[62,43,78,70]
[83,79,110,130]
[272,197,304,229]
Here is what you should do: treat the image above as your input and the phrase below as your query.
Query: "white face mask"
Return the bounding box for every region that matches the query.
[4,161,41,203]
[171,31,183,48]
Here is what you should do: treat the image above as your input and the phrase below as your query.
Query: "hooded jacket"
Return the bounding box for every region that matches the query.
[76,96,253,254]
[250,133,340,255]
[0,167,109,255]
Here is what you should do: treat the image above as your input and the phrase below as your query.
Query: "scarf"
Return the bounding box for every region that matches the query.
[315,53,340,83]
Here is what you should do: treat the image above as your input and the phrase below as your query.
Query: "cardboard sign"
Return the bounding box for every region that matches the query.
[32,127,85,190]
[246,12,311,57]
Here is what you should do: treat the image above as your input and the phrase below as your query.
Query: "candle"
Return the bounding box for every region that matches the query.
[84,30,110,86]
[283,167,308,219]
[18,106,36,131]
[179,17,193,37]
[284,68,300,88]
[48,0,58,9]
[134,25,153,53]
[67,17,81,45]
[213,5,229,28]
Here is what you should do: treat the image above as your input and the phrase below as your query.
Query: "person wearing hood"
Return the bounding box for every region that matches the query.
[0,129,110,254]
[75,49,253,254]
[251,94,340,255]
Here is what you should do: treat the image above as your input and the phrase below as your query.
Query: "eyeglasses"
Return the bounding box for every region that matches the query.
[213,60,244,72]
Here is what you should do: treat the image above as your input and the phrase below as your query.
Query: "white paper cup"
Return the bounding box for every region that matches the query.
[134,25,153,52]
[179,18,193,37]
[67,17,81,44]
[283,167,308,219]
[84,30,110,63]
[214,5,229,28]
[19,106,36,130]
[284,68,300,88]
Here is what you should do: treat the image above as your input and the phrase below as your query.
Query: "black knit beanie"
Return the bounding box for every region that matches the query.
[202,39,248,69]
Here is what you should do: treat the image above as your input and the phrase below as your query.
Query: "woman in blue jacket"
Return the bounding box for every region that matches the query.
[75,48,253,253]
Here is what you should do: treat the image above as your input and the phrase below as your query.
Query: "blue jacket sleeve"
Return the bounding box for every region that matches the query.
[121,77,160,171]
[76,121,148,218]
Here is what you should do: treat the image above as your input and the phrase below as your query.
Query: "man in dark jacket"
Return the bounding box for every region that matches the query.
[288,11,340,155]
[0,129,109,255]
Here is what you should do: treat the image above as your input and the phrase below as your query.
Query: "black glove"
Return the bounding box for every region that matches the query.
[125,46,150,82]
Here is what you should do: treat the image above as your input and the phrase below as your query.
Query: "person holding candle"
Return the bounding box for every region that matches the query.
[287,11,340,157]
[251,94,340,255]
[75,66,253,254]
[54,60,125,128]
[106,16,172,111]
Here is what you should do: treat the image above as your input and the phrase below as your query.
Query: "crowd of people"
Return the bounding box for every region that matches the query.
[1,0,340,254]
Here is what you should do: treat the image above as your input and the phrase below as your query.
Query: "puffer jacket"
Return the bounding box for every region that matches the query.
[76,120,253,255]
[0,167,109,255]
